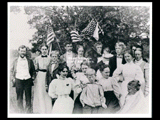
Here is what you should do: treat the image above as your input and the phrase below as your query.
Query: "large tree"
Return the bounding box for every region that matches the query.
[24,6,150,53]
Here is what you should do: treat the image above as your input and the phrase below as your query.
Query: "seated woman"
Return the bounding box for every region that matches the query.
[96,63,122,113]
[112,49,145,107]
[72,60,90,114]
[117,80,149,114]
[48,64,75,114]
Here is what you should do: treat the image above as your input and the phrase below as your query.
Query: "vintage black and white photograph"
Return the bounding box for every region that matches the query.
[8,2,152,118]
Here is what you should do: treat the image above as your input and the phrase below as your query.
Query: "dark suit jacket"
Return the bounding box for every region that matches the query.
[46,61,61,86]
[109,55,126,77]
[46,60,74,86]
[10,57,36,86]
[84,47,102,71]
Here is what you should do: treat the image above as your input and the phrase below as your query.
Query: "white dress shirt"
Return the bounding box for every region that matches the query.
[117,57,123,68]
[16,57,31,80]
[51,64,56,72]
[73,56,87,70]
[66,52,74,70]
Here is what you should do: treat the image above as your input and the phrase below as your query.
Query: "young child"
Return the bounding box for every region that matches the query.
[79,68,107,114]
[117,80,148,114]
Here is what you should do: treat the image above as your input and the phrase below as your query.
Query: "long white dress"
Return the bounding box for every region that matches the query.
[33,56,52,114]
[48,77,75,114]
[112,61,145,106]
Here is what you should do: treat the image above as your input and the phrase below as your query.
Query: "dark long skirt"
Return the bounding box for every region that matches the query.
[103,91,120,114]
[73,92,83,114]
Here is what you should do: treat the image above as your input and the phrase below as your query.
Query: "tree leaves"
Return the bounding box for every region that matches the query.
[24,6,150,53]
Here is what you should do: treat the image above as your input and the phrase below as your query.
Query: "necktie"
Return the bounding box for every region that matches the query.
[41,55,47,58]
[117,55,123,58]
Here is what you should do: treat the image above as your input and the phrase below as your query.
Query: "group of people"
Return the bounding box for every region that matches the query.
[10,40,150,114]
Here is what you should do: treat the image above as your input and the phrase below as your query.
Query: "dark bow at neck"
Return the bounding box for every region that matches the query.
[41,55,47,58]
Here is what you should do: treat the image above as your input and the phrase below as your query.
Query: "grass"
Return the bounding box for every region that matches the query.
[9,83,35,114]
[9,54,34,114]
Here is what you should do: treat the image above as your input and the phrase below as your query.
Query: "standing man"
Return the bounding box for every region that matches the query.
[60,41,77,70]
[10,45,36,113]
[109,42,126,76]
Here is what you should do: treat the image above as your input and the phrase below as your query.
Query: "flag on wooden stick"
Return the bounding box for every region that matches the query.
[46,25,55,55]
[81,19,99,41]
[46,25,55,45]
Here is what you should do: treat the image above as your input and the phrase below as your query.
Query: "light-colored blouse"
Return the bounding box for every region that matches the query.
[97,76,122,99]
[113,61,145,84]
[97,53,113,65]
[73,72,90,100]
[34,56,51,70]
[75,72,90,85]
[134,59,149,96]
[48,77,75,98]
[73,56,88,70]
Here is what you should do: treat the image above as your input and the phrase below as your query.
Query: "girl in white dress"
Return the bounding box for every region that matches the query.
[48,65,75,114]
[33,45,52,114]
[112,49,145,107]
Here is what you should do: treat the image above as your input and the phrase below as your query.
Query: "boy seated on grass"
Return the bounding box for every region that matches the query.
[79,68,107,114]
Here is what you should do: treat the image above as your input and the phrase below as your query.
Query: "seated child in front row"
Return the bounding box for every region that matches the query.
[117,80,148,114]
[79,68,107,114]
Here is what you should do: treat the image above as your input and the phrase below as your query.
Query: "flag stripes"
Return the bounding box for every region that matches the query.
[47,26,55,45]
[70,30,82,42]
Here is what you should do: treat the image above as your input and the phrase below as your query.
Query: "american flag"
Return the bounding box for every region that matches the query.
[46,25,55,45]
[81,19,99,40]
[70,30,82,42]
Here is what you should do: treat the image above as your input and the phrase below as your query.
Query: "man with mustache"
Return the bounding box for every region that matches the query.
[10,45,36,113]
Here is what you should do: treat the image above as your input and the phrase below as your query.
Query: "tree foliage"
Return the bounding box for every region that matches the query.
[10,6,21,14]
[24,6,150,54]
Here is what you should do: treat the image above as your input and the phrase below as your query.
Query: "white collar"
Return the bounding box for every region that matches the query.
[66,51,72,55]
[126,61,134,64]
[135,58,143,63]
[77,55,84,58]
[18,56,27,60]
